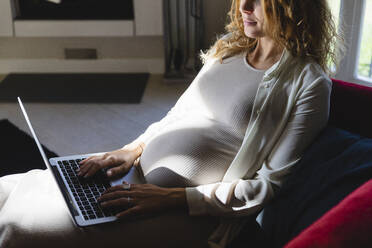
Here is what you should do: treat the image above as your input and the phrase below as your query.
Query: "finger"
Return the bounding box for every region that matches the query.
[98,191,133,202]
[81,158,112,178]
[116,206,144,220]
[78,158,103,175]
[102,184,132,194]
[106,164,130,178]
[77,156,101,172]
[125,183,137,190]
[79,156,95,165]
[80,155,102,167]
[77,162,94,176]
[100,197,131,209]
[84,167,101,178]
[121,181,137,187]
[80,153,107,168]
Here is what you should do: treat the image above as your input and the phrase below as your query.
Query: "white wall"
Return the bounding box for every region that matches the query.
[203,0,231,48]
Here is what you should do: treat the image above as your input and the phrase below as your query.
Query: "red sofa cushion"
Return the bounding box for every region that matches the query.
[284,178,372,248]
[329,79,372,138]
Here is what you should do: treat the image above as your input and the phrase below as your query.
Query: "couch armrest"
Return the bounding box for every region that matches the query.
[329,79,372,138]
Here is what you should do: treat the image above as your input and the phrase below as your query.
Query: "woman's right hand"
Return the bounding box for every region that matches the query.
[77,143,143,179]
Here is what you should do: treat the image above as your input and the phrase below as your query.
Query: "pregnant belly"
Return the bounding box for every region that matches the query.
[140,124,242,187]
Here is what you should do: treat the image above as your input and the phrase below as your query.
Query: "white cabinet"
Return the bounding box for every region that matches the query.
[13,20,135,37]
[0,0,163,37]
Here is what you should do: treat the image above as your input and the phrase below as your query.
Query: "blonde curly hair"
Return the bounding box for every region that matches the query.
[202,0,345,75]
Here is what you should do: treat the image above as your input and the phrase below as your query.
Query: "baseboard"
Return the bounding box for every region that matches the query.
[0,58,164,74]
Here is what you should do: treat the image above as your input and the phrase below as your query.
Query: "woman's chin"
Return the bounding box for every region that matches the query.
[243,28,264,39]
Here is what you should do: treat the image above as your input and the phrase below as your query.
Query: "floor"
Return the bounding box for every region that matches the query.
[0,74,189,156]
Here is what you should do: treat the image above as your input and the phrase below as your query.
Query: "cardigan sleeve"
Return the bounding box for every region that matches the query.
[185,77,332,216]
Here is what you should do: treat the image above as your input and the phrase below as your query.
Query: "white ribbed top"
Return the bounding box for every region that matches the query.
[139,54,265,187]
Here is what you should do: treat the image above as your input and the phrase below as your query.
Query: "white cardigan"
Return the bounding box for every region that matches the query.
[185,50,331,247]
[136,49,331,247]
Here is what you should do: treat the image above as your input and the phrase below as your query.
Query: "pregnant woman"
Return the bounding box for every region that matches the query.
[0,0,343,247]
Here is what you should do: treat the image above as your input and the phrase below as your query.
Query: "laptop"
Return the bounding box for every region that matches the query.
[17,97,144,227]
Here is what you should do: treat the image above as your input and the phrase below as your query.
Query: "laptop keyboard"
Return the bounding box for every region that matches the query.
[58,159,115,221]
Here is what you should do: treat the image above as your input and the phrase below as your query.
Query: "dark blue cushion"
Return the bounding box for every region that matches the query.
[260,126,372,247]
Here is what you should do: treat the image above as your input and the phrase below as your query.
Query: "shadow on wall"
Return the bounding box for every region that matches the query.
[203,0,231,48]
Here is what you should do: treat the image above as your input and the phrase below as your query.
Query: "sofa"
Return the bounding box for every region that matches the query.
[230,79,372,247]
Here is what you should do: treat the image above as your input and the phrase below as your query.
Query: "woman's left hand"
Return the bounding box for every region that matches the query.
[97,182,188,220]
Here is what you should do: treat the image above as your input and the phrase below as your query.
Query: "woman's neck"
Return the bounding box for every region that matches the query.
[247,37,283,70]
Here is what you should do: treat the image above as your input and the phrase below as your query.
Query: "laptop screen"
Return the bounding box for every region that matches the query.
[17,97,52,171]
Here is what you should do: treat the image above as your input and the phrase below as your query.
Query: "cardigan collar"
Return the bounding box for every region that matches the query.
[263,49,292,81]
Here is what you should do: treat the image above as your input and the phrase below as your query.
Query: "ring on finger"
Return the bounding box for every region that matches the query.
[122,184,131,190]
